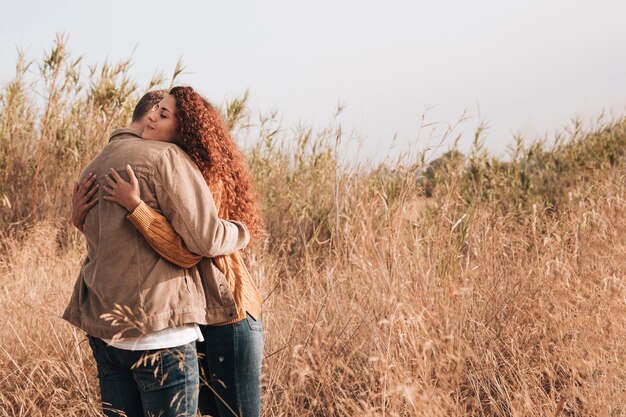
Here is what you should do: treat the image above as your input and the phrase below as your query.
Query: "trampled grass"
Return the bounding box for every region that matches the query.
[1,36,625,416]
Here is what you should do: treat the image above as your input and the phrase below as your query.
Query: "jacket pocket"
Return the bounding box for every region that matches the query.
[197,258,236,308]
[246,313,263,332]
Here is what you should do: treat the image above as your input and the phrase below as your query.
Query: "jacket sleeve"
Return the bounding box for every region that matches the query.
[152,147,250,257]
[127,201,202,268]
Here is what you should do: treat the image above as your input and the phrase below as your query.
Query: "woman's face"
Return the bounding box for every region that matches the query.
[142,94,179,143]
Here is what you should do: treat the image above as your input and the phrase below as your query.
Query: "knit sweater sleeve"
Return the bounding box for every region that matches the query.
[127,201,202,268]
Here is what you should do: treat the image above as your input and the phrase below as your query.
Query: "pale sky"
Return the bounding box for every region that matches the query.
[2,0,625,162]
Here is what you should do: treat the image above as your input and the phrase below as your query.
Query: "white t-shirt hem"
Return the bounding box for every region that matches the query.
[103,324,204,351]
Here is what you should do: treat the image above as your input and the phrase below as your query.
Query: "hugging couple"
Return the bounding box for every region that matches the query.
[62,87,264,417]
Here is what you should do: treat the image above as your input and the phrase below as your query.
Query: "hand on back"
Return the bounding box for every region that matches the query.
[71,172,99,232]
[103,165,142,212]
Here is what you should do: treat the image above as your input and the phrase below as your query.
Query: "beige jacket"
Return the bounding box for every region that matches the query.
[62,128,249,339]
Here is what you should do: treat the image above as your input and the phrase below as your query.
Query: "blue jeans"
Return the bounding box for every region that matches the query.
[87,336,199,417]
[197,314,264,417]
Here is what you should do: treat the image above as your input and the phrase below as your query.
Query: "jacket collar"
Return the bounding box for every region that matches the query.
[109,127,143,143]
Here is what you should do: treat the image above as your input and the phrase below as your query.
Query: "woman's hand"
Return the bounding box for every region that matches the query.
[103,165,142,212]
[71,172,99,232]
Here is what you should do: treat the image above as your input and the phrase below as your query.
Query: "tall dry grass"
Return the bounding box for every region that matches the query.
[1,36,626,416]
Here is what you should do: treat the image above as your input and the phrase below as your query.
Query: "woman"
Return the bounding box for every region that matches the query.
[73,86,264,417]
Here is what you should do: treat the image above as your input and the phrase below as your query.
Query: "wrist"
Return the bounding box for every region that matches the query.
[126,198,142,213]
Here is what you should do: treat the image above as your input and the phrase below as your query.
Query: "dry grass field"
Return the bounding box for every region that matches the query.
[1,37,625,416]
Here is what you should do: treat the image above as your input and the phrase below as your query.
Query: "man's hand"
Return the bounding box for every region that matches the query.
[103,165,142,212]
[71,172,99,232]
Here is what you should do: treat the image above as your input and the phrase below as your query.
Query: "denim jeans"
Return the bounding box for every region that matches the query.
[196,314,264,417]
[87,336,199,417]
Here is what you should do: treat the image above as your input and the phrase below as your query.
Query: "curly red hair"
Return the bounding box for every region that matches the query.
[169,86,262,239]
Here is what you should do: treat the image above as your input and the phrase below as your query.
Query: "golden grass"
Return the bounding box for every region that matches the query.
[3,167,626,415]
[1,36,626,416]
[0,222,101,416]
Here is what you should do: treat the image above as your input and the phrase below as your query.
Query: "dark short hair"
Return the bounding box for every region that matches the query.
[131,89,168,122]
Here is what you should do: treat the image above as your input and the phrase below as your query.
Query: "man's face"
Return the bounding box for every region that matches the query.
[142,94,179,143]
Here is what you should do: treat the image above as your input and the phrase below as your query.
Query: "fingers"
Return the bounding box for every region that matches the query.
[82,183,99,202]
[86,183,99,196]
[80,190,99,206]
[83,168,137,204]
[76,173,97,199]
[126,165,138,185]
[104,175,117,188]
[79,172,96,191]
[85,199,99,209]
[109,168,124,183]
[79,172,93,187]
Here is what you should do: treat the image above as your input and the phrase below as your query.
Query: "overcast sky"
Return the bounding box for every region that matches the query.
[2,0,625,162]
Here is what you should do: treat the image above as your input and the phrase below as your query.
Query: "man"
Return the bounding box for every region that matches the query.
[63,90,249,417]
